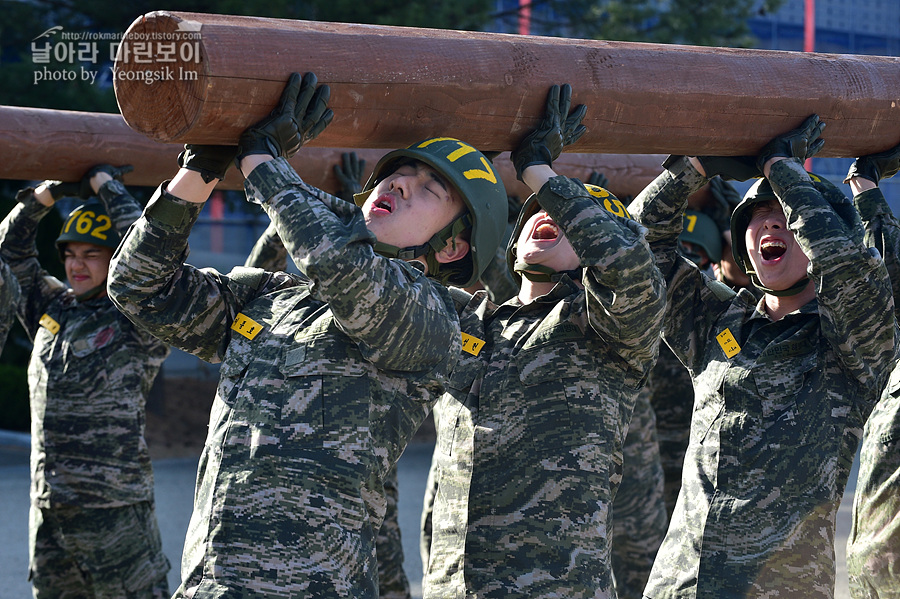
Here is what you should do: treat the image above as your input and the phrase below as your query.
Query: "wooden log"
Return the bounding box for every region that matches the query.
[0,106,669,199]
[113,11,900,157]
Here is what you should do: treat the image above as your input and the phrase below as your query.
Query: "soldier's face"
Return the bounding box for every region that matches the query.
[515,209,579,275]
[362,162,466,251]
[64,241,113,297]
[744,200,810,290]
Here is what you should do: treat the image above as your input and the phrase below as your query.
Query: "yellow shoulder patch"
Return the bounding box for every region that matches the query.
[461,332,485,356]
[716,328,741,358]
[39,313,60,335]
[231,313,263,340]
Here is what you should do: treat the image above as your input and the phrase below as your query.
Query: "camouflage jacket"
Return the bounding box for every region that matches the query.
[0,181,169,509]
[108,158,460,599]
[244,220,290,272]
[630,157,897,599]
[243,214,411,599]
[0,257,21,349]
[423,175,666,599]
[846,187,900,599]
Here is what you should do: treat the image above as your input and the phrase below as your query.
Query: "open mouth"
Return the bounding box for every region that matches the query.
[531,217,559,241]
[373,194,394,214]
[760,239,786,262]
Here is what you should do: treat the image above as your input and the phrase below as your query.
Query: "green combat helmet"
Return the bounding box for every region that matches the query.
[56,199,121,261]
[354,137,508,287]
[679,209,722,266]
[506,182,632,284]
[730,173,857,296]
[56,199,122,300]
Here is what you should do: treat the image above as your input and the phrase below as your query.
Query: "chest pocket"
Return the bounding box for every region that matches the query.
[279,333,372,451]
[753,350,818,419]
[516,341,596,452]
[55,317,120,398]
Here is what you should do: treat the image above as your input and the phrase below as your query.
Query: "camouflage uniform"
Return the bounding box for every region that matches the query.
[645,344,693,520]
[846,187,900,599]
[612,386,668,599]
[423,175,666,598]
[107,157,460,599]
[0,180,171,597]
[630,156,897,599]
[244,219,411,599]
[0,257,21,349]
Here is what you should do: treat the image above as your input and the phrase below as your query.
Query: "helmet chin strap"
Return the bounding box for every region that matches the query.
[371,213,471,285]
[749,273,810,297]
[74,280,107,302]
[514,258,581,283]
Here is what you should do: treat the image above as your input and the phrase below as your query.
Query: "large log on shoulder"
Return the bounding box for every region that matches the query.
[112,11,900,157]
[0,106,669,200]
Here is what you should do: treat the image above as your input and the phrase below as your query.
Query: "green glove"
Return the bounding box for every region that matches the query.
[511,83,587,181]
[333,151,366,203]
[844,141,900,184]
[695,155,760,182]
[707,176,742,233]
[79,164,134,197]
[42,179,83,201]
[756,114,826,173]
[178,145,239,183]
[238,72,334,161]
[587,171,609,189]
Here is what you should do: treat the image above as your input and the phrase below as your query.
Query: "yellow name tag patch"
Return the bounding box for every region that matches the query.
[231,313,263,340]
[461,332,484,356]
[39,313,60,335]
[716,328,741,358]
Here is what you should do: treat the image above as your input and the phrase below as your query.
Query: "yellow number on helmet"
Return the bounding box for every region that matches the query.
[685,213,698,233]
[75,210,96,234]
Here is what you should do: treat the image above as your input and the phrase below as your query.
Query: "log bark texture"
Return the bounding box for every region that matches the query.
[113,11,900,157]
[0,106,669,200]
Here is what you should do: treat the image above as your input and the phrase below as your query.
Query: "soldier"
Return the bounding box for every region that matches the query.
[678,209,721,274]
[106,72,508,598]
[0,257,21,349]
[843,142,900,599]
[0,165,171,598]
[629,115,897,599]
[243,150,412,599]
[705,176,754,291]
[422,84,666,598]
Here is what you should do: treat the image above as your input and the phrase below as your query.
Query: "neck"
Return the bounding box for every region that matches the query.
[517,277,555,304]
[763,281,815,320]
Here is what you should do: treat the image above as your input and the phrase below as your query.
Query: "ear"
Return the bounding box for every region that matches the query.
[434,234,470,264]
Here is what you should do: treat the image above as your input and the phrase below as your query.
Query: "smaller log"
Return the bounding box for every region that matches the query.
[0,106,672,200]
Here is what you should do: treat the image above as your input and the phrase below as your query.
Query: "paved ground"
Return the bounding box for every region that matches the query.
[0,430,856,599]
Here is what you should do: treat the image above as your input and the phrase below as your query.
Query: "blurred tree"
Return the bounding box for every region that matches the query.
[505,0,786,47]
[0,0,494,113]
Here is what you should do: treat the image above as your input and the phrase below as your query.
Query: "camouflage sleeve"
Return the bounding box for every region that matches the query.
[853,187,900,313]
[537,175,667,376]
[108,183,287,363]
[244,158,461,372]
[377,465,412,599]
[96,179,144,238]
[244,220,289,272]
[625,158,736,373]
[0,190,68,338]
[769,159,898,394]
[627,156,708,278]
[0,257,21,349]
